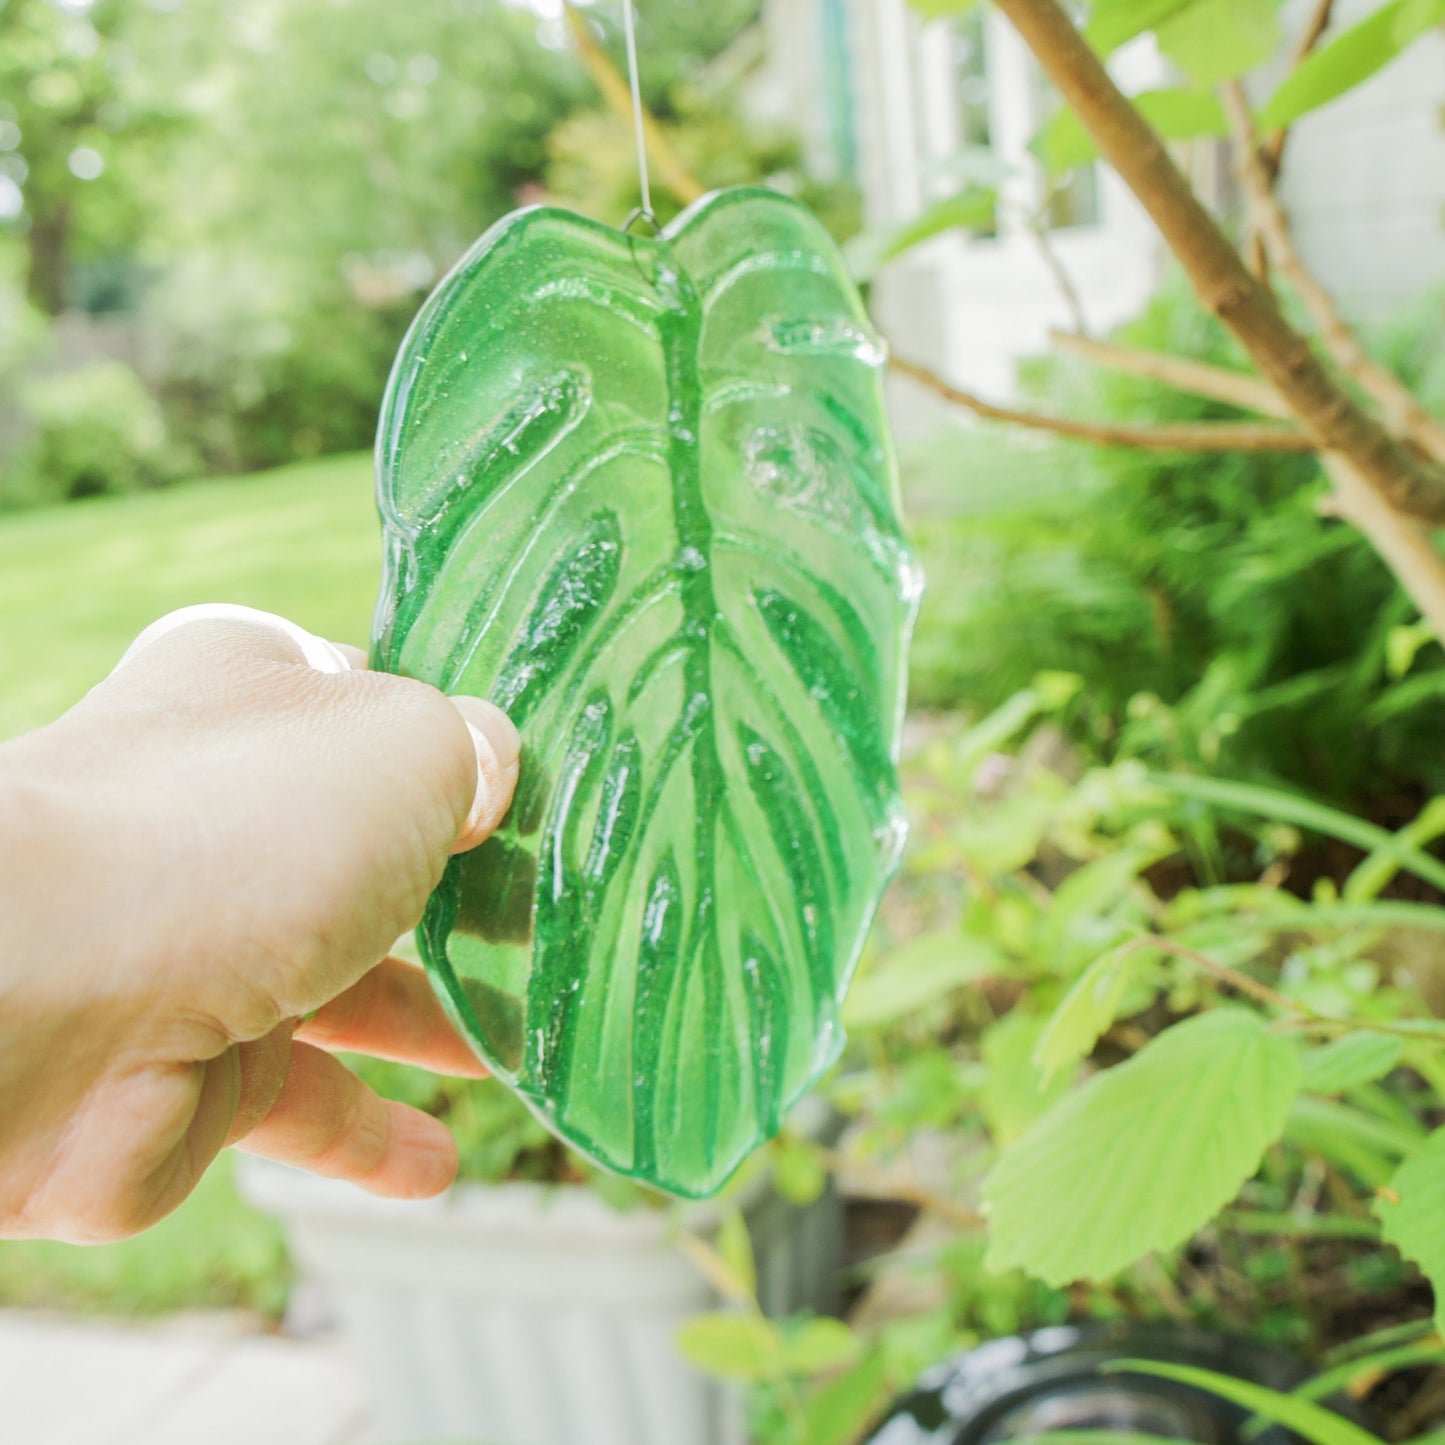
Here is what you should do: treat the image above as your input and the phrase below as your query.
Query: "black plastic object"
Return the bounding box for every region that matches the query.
[863,1323,1341,1445]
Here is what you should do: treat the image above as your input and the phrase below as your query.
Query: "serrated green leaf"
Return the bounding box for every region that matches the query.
[844,931,1002,1028]
[1033,946,1136,1081]
[1302,1032,1405,1095]
[1155,0,1281,85]
[1109,1361,1386,1445]
[676,1312,782,1381]
[1259,0,1445,131]
[376,189,916,1197]
[1085,0,1200,52]
[1376,1127,1445,1335]
[982,1010,1075,1145]
[984,1010,1301,1284]
[1032,89,1229,174]
[781,1318,863,1375]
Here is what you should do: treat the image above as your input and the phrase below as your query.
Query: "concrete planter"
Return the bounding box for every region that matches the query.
[238,1148,840,1445]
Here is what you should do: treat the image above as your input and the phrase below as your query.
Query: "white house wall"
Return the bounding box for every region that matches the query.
[1269,0,1445,322]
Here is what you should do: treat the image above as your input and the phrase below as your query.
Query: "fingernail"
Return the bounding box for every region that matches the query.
[449,696,521,852]
[451,696,521,771]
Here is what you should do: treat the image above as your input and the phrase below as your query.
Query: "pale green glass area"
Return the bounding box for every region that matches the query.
[373,187,918,1197]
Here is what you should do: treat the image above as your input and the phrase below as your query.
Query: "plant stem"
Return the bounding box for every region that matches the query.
[1117,935,1305,1017]
[892,356,1313,451]
[1049,330,1290,417]
[1222,83,1445,466]
[989,0,1445,522]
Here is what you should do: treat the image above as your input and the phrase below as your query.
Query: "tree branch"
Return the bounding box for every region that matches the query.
[1223,83,1445,467]
[1049,330,1290,418]
[989,0,1445,523]
[562,2,705,206]
[1323,456,1445,640]
[892,356,1314,451]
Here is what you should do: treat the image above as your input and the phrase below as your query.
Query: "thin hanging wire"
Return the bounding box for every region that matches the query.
[621,0,656,233]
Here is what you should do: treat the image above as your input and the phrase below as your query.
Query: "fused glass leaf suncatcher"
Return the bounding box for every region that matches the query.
[373,187,918,1197]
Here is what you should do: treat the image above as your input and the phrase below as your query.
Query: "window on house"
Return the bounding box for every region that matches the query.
[820,0,858,181]
[952,9,992,152]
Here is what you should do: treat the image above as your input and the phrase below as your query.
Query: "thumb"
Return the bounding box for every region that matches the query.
[445,694,522,853]
[110,603,520,858]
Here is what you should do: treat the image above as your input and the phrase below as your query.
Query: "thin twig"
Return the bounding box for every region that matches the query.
[989,0,1445,521]
[1049,330,1290,417]
[562,2,705,205]
[1022,191,1090,334]
[1261,0,1336,179]
[1223,82,1445,466]
[893,355,1315,451]
[1116,935,1305,1016]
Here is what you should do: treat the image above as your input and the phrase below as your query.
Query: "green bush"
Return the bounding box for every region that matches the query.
[5,360,188,509]
[908,278,1445,807]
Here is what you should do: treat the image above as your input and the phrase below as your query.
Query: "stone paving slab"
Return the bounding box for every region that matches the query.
[0,1311,374,1445]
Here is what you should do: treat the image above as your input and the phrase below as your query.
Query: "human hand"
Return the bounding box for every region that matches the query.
[0,605,519,1243]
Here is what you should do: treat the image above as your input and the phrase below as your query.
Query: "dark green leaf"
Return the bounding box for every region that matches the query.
[1260,0,1445,130]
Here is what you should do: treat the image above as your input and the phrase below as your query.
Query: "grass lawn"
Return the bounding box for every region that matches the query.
[0,454,382,1315]
[0,451,379,740]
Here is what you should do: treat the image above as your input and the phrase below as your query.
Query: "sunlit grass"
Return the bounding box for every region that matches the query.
[0,452,379,741]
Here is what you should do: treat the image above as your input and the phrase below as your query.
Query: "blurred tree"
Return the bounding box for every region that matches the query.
[0,0,188,314]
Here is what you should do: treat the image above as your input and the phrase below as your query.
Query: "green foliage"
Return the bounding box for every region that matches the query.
[0,1153,289,1317]
[984,1011,1302,1284]
[1111,1361,1384,1445]
[1152,0,1281,85]
[1375,1128,1445,1334]
[6,360,188,508]
[907,279,1445,805]
[1300,1032,1405,1095]
[1033,90,1227,175]
[1258,0,1445,131]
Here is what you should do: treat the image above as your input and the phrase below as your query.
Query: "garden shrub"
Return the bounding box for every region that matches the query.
[907,278,1445,808]
[4,359,189,509]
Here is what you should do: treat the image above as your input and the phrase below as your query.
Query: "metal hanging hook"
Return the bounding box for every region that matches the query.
[620,0,657,235]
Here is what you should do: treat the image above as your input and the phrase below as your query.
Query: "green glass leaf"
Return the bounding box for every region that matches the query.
[984,1009,1301,1284]
[373,188,917,1198]
[1376,1125,1445,1335]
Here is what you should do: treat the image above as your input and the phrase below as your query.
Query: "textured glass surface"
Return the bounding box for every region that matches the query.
[372,187,918,1197]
